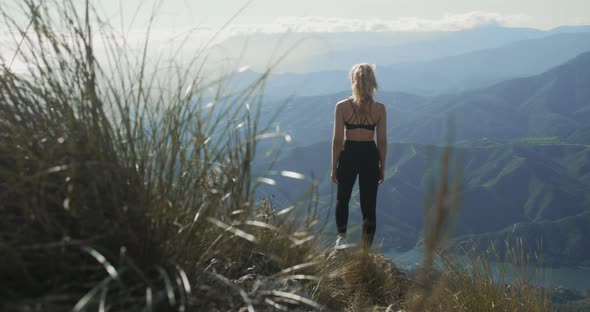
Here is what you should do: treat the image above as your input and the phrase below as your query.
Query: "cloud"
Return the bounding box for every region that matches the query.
[0,11,531,74]
[0,12,530,54]
[222,11,530,36]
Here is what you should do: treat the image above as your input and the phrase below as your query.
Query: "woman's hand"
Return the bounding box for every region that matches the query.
[378,167,385,184]
[331,168,338,184]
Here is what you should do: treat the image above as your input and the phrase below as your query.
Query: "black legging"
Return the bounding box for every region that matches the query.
[336,140,380,248]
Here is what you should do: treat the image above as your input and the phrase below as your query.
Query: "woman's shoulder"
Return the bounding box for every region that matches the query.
[337,97,352,104]
[335,97,352,109]
[373,101,387,123]
[374,101,386,111]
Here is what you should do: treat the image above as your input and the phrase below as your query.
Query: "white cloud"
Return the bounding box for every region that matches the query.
[0,11,532,57]
[221,11,530,36]
[0,11,531,74]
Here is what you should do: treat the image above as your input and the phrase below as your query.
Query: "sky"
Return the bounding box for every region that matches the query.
[3,0,590,46]
[93,0,590,31]
[1,0,589,74]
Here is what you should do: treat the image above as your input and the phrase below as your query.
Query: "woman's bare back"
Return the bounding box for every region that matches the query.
[337,99,386,142]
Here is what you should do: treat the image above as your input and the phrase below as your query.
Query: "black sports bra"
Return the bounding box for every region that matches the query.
[345,123,376,130]
[344,98,376,131]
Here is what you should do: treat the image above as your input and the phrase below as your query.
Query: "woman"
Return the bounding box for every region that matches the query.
[331,63,387,252]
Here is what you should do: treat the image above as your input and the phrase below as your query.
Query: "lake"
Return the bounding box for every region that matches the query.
[385,248,590,290]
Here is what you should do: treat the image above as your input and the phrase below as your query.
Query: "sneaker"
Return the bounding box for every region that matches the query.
[335,236,351,251]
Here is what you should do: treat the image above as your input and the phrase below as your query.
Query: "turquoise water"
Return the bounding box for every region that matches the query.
[385,248,590,290]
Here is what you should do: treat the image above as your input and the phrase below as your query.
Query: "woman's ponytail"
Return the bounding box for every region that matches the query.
[349,63,378,111]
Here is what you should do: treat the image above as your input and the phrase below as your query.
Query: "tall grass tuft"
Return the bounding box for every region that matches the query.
[312,250,409,311]
[405,143,550,312]
[429,241,551,311]
[0,0,319,310]
[406,142,461,311]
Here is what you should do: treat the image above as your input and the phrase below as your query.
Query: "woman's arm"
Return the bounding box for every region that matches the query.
[376,104,387,184]
[331,103,344,183]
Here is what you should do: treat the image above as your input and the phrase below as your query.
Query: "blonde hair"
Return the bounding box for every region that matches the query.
[348,63,378,115]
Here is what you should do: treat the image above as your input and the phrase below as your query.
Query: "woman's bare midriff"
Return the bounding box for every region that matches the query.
[344,129,375,141]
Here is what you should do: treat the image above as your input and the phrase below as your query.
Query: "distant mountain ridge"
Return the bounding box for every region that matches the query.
[230,31,590,97]
[214,25,590,74]
[395,51,590,144]
[274,26,548,72]
[254,51,590,146]
[218,25,556,73]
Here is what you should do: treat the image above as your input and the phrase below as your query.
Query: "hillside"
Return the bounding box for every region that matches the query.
[396,51,590,143]
[461,212,590,266]
[256,140,590,265]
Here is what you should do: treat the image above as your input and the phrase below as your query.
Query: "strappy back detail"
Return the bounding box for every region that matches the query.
[344,98,376,131]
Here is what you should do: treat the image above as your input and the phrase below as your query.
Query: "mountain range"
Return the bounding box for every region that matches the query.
[255,51,590,146]
[253,50,590,266]
[257,139,590,265]
[221,28,590,97]
[214,25,590,74]
[395,51,590,144]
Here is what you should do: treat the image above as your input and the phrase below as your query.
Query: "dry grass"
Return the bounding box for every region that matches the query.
[313,250,409,311]
[430,245,551,312]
